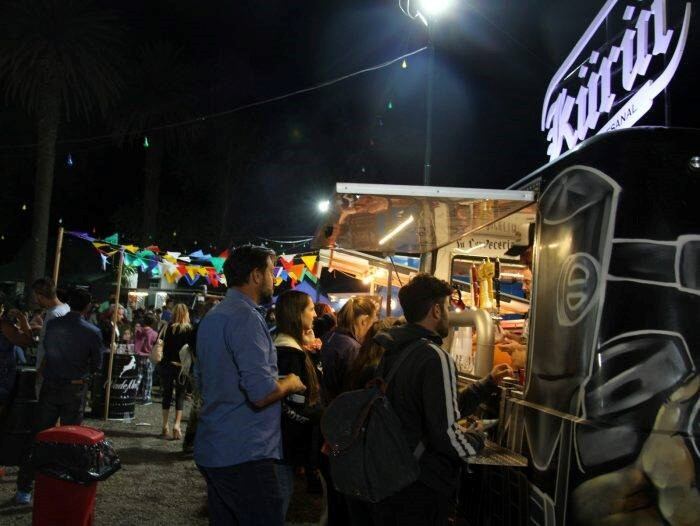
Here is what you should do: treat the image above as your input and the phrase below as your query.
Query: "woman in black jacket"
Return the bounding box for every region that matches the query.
[160,303,195,440]
[274,290,323,516]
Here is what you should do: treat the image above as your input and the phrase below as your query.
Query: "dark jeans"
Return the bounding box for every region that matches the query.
[16,381,88,492]
[197,459,285,526]
[319,453,349,526]
[372,480,450,526]
[160,362,186,411]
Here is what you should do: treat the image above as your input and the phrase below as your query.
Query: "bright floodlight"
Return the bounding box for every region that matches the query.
[420,0,452,16]
[318,200,331,213]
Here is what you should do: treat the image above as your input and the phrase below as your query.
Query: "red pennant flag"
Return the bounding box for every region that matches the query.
[279,257,293,271]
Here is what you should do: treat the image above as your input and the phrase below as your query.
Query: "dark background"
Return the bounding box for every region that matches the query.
[0,0,697,260]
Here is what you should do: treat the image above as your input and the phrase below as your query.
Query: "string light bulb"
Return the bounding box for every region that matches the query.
[66,154,74,167]
[21,204,27,211]
[401,59,407,69]
[387,101,393,110]
[143,136,150,148]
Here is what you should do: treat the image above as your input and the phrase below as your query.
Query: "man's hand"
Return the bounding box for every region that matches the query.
[281,373,306,395]
[252,374,306,409]
[489,363,513,385]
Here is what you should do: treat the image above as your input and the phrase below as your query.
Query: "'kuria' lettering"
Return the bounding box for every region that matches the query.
[542,0,692,161]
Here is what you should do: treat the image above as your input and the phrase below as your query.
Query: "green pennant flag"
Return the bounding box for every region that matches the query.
[104,233,119,245]
[210,257,225,273]
[302,268,318,284]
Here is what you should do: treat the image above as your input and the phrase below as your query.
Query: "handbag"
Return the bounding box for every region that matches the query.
[149,326,167,365]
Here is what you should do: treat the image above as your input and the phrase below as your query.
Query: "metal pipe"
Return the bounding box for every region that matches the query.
[448,308,494,377]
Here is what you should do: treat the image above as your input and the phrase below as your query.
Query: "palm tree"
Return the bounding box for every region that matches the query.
[114,41,197,245]
[0,0,125,287]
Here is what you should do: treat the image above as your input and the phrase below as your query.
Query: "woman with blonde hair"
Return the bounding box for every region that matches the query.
[160,303,195,439]
[320,296,378,403]
[319,296,378,526]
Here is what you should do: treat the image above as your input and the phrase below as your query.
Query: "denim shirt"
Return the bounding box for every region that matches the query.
[194,288,280,468]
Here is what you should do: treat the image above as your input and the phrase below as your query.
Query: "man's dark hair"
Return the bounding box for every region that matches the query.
[32,278,57,300]
[398,273,452,323]
[223,245,276,287]
[67,288,92,312]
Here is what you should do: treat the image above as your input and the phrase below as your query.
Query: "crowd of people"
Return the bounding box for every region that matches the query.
[0,246,511,524]
[0,278,217,504]
[194,245,511,526]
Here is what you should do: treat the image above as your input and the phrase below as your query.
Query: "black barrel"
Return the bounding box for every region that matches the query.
[92,353,139,420]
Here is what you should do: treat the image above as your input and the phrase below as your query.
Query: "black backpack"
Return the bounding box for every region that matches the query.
[320,339,426,503]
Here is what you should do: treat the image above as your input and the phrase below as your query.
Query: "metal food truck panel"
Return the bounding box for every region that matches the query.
[517,127,700,526]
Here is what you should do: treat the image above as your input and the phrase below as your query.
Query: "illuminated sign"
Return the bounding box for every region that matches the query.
[542,0,692,161]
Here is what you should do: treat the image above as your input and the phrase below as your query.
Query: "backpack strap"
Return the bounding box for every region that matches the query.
[381,338,428,387]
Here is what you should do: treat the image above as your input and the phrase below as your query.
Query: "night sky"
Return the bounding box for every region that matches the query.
[0,0,697,261]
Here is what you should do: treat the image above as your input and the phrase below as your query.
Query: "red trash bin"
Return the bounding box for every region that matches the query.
[32,426,107,526]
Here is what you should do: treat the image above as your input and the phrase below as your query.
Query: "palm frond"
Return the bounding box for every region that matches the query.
[0,0,126,121]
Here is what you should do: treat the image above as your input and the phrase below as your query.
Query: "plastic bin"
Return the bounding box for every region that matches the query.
[31,425,121,526]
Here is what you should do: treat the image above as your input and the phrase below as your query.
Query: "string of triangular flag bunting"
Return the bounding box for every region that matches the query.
[67,231,319,288]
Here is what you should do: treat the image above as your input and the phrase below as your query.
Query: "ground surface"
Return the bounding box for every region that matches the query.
[0,393,322,525]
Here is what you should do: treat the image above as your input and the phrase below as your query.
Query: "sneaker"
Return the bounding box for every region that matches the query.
[14,491,32,505]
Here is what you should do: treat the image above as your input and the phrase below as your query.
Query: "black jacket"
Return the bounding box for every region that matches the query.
[320,329,360,402]
[276,336,323,466]
[373,324,487,495]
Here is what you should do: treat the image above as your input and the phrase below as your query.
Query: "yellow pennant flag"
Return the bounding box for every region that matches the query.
[301,255,317,273]
[187,266,197,280]
[123,245,139,254]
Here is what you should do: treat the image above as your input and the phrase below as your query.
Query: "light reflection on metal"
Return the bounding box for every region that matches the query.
[379,215,415,246]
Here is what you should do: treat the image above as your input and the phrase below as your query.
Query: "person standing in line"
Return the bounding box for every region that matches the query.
[134,312,159,404]
[15,288,104,505]
[31,278,70,393]
[274,290,324,515]
[371,274,487,526]
[318,296,378,526]
[194,245,305,526]
[160,303,195,439]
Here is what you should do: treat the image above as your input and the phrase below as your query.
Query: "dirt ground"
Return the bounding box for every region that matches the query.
[0,394,322,525]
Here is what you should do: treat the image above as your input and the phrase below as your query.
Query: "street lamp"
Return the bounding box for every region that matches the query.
[419,0,452,17]
[399,0,452,186]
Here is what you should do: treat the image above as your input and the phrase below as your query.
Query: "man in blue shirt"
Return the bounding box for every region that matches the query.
[15,288,104,504]
[195,245,305,526]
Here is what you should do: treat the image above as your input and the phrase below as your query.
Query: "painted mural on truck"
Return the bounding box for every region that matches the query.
[522,127,699,526]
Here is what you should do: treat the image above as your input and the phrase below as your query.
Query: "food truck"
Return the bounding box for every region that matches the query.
[313,1,699,523]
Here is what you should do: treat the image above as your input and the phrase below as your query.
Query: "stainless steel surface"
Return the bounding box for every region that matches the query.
[466,439,528,467]
[314,183,535,254]
[449,308,495,377]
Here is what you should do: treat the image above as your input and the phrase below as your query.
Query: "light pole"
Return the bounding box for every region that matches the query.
[399,0,452,186]
[424,25,434,186]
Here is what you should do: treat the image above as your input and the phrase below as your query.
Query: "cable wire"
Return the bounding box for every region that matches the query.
[0,46,428,150]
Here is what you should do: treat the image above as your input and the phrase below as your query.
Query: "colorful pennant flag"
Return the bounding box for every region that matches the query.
[301,255,318,273]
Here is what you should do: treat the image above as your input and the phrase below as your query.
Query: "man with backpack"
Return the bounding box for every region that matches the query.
[371,273,488,525]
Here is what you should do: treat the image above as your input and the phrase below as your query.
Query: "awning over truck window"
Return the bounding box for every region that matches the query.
[314,183,535,254]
